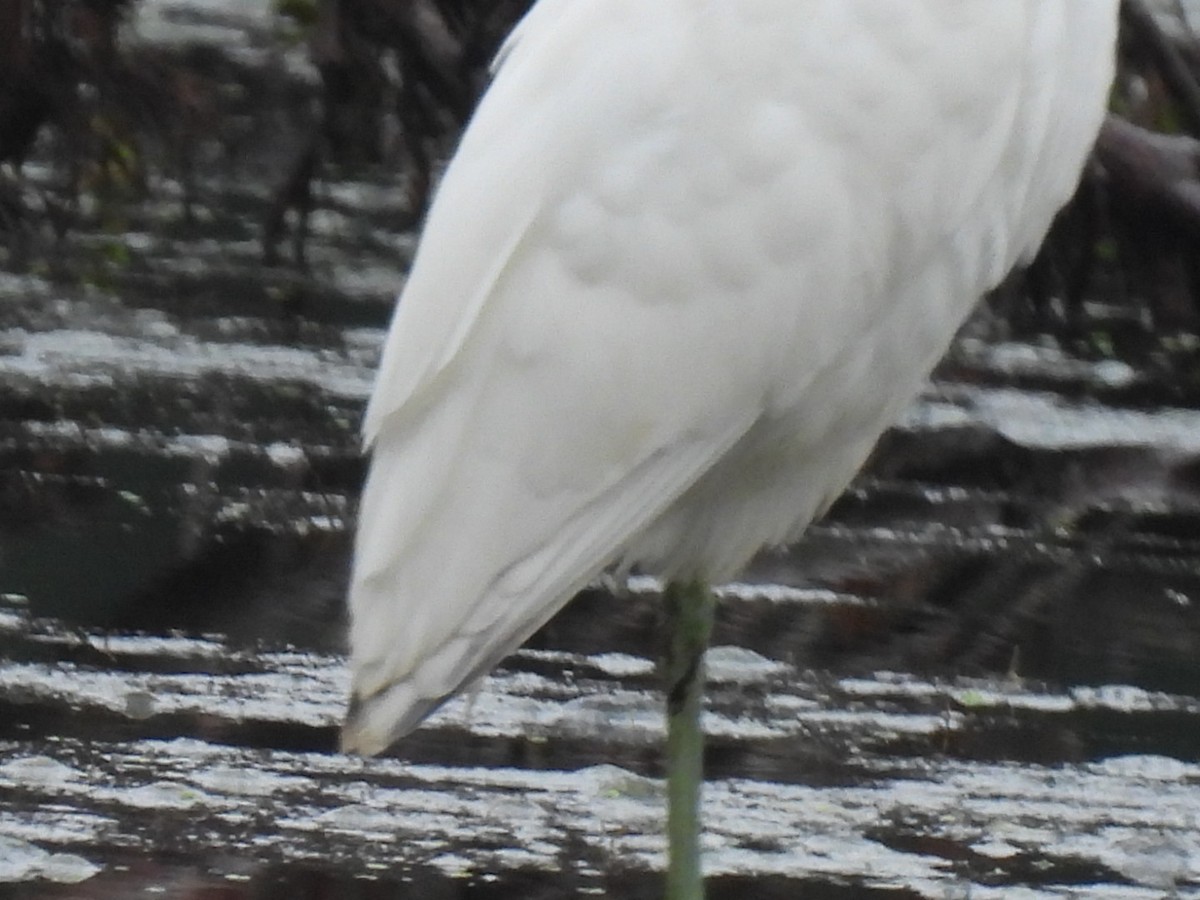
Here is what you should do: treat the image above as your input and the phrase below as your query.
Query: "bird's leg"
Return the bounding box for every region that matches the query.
[662,578,716,900]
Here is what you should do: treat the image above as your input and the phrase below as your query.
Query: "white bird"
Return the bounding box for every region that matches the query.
[342,1,1119,758]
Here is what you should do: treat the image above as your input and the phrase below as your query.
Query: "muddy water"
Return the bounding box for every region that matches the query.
[3,2,1200,897]
[2,584,1200,899]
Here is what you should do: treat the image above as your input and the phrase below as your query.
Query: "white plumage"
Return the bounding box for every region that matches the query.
[343,0,1119,755]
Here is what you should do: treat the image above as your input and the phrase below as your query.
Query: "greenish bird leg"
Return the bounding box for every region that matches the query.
[663,578,716,900]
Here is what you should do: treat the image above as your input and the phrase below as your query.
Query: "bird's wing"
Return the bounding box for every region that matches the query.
[344,0,1119,754]
[346,403,755,753]
[348,223,769,752]
[347,1,787,754]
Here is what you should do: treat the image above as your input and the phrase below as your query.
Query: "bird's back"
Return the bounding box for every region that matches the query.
[343,0,1119,755]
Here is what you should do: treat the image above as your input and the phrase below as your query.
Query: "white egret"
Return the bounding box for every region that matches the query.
[342,1,1119,896]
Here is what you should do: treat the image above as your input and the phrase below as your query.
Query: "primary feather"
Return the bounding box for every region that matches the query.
[344,0,1119,755]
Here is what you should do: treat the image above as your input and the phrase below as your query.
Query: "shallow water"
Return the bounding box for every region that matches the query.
[2,591,1200,898]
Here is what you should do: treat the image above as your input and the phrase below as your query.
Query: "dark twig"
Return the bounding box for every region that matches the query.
[1121,0,1200,134]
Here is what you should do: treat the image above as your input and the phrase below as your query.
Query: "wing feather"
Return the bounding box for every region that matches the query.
[344,0,1119,754]
[343,410,753,754]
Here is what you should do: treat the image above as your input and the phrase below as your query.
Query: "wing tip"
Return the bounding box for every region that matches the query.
[340,679,447,756]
